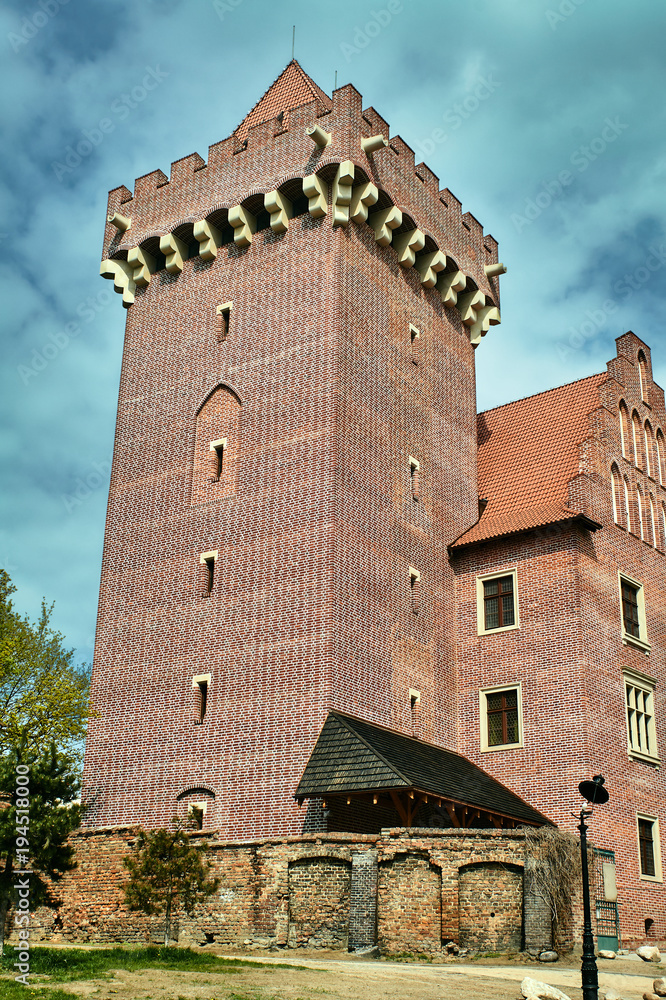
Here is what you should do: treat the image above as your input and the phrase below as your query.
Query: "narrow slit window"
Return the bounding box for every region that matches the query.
[409,567,421,614]
[216,301,232,342]
[410,324,421,364]
[198,552,217,599]
[409,457,420,500]
[192,674,211,725]
[208,439,226,482]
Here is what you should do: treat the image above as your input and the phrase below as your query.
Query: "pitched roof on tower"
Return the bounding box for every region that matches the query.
[451,372,606,549]
[233,59,332,141]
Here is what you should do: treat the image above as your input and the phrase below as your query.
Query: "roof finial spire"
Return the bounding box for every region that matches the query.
[292,25,295,60]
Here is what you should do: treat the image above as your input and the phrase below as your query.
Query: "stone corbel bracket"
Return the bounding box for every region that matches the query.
[392,228,426,269]
[332,160,355,227]
[437,270,466,307]
[415,250,447,288]
[229,204,256,247]
[369,206,402,246]
[303,173,328,218]
[469,304,501,347]
[457,288,486,327]
[194,219,222,260]
[100,258,136,307]
[350,182,378,225]
[160,233,187,274]
[264,190,292,233]
[127,246,155,287]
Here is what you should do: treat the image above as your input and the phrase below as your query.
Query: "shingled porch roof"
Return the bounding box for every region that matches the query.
[295,712,552,828]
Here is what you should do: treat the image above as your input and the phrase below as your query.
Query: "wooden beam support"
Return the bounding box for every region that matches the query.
[444,802,461,828]
[389,789,409,826]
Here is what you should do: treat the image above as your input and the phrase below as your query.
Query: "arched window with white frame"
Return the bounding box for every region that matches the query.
[619,400,630,459]
[624,477,632,533]
[657,430,666,486]
[636,484,645,540]
[648,495,657,547]
[632,410,644,467]
[638,350,650,405]
[644,421,654,478]
[611,464,624,527]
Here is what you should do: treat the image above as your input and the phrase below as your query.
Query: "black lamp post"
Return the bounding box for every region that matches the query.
[577,775,609,1000]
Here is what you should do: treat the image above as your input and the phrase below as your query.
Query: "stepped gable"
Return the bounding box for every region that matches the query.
[451,372,606,548]
[233,59,332,141]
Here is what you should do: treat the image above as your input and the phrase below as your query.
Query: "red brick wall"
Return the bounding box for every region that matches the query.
[452,333,666,947]
[84,80,489,836]
[21,827,533,955]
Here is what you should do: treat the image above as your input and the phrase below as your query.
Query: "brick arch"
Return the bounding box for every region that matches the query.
[191,385,242,504]
[288,856,351,948]
[657,429,666,485]
[378,851,442,953]
[458,860,523,952]
[176,785,217,800]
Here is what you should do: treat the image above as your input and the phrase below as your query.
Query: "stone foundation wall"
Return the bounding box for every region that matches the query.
[14,826,544,955]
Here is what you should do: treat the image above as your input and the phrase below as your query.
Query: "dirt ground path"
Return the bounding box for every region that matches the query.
[15,953,662,1000]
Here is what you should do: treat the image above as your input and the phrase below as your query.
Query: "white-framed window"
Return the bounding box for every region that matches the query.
[476,568,519,635]
[479,682,523,752]
[618,572,650,652]
[637,813,662,882]
[623,669,659,763]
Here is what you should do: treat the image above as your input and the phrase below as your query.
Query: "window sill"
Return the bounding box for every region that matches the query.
[480,742,523,753]
[639,874,663,884]
[622,634,651,653]
[628,750,660,767]
[478,624,520,637]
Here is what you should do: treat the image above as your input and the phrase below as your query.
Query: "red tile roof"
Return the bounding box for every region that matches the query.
[234,60,332,141]
[451,373,607,549]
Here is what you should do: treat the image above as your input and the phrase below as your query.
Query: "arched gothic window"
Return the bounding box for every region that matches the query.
[638,351,650,405]
[632,410,644,468]
[648,495,657,547]
[636,484,645,540]
[611,464,624,528]
[656,430,666,486]
[619,400,630,459]
[644,422,655,478]
[624,477,632,533]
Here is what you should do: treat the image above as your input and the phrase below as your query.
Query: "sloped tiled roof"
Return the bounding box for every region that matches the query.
[233,59,332,141]
[296,712,552,826]
[451,373,606,549]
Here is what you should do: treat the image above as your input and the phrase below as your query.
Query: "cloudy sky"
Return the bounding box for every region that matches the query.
[2,0,665,665]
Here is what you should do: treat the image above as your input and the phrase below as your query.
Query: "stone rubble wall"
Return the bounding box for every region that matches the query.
[12,826,552,955]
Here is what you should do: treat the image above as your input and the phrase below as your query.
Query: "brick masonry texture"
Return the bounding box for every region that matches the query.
[83,58,665,951]
[19,828,542,954]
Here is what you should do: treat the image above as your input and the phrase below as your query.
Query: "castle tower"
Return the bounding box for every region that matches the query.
[83,62,506,836]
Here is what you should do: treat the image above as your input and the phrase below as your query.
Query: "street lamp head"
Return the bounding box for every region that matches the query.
[578,774,609,805]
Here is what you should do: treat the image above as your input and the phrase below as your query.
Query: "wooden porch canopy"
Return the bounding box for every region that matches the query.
[295,712,552,829]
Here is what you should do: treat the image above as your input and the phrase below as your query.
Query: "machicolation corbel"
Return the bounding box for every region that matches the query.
[100,258,136,307]
[228,204,256,247]
[303,174,328,218]
[127,246,155,288]
[194,219,222,261]
[350,182,378,225]
[415,250,447,288]
[160,233,187,274]
[332,160,355,227]
[392,228,426,269]
[437,270,466,307]
[369,206,402,246]
[264,190,292,233]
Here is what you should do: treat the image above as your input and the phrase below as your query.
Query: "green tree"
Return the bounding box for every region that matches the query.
[123,820,220,946]
[0,744,83,956]
[0,570,91,758]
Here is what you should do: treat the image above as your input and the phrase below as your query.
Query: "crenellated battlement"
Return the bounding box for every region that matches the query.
[101,62,504,346]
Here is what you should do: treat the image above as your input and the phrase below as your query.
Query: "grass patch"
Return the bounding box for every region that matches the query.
[0,983,79,1000]
[0,945,313,983]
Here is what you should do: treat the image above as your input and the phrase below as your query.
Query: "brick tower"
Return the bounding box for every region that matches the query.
[83,61,506,836]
